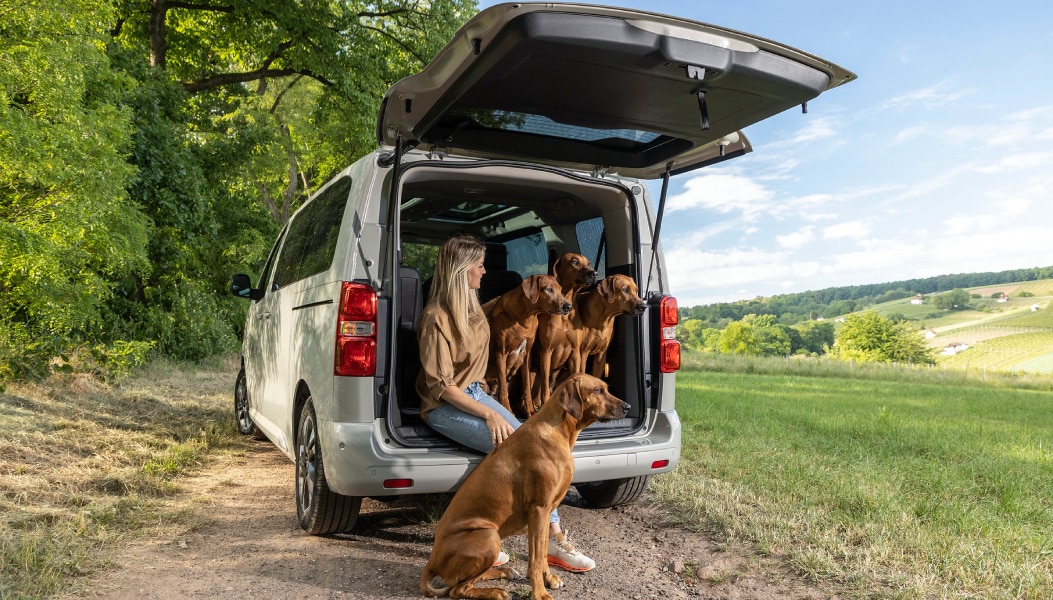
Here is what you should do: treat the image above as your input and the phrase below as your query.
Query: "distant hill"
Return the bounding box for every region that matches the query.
[869,280,1053,374]
[681,265,1053,327]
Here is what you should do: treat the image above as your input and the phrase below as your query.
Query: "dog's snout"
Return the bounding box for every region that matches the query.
[631,302,647,315]
[621,401,630,413]
[559,301,572,314]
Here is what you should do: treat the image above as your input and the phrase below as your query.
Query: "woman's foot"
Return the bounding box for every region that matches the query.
[547,531,596,572]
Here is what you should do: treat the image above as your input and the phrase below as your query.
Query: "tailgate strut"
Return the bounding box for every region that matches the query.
[644,167,671,297]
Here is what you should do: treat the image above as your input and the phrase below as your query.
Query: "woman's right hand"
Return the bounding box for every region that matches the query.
[485,410,516,447]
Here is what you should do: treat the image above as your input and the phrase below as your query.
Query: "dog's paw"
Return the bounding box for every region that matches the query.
[496,565,522,580]
[544,571,564,589]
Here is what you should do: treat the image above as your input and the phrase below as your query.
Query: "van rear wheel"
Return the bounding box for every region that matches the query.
[296,397,361,534]
[575,475,650,508]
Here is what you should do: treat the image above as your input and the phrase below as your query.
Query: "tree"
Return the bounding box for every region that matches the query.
[719,320,759,355]
[794,320,835,355]
[933,288,971,311]
[0,0,151,377]
[678,319,707,350]
[829,312,935,365]
[2,0,477,375]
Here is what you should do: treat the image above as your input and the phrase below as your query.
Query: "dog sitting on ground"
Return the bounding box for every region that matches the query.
[421,373,630,600]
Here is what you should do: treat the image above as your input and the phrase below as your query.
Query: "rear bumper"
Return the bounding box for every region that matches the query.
[320,410,681,497]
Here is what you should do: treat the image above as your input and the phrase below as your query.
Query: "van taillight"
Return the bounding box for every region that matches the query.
[335,282,377,376]
[659,295,680,373]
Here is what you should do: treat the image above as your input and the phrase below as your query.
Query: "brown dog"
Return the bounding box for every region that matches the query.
[532,253,598,413]
[485,274,571,415]
[567,274,647,379]
[421,374,630,600]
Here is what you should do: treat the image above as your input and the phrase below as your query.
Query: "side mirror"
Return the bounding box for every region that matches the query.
[230,273,263,301]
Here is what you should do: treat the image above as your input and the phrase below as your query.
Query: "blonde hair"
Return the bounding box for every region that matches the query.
[429,235,485,340]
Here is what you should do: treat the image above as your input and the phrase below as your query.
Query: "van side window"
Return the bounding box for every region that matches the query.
[273,176,352,288]
[258,228,287,295]
[503,232,547,276]
[575,217,607,279]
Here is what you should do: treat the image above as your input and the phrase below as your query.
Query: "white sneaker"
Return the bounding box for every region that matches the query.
[547,532,596,572]
[492,550,509,567]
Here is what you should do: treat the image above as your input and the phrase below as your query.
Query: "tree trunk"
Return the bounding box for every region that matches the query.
[150,0,168,69]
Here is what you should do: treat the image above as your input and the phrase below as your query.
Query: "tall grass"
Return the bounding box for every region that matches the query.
[654,358,1053,598]
[0,358,245,599]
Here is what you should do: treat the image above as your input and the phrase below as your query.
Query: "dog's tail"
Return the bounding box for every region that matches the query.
[420,562,451,598]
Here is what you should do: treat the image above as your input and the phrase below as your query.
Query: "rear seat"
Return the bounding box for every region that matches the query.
[479,242,522,304]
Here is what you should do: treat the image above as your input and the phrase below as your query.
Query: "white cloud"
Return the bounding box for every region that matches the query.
[943,197,1031,235]
[894,124,926,144]
[776,227,815,249]
[823,219,872,240]
[976,151,1053,174]
[885,82,975,110]
[666,169,774,220]
[784,116,839,144]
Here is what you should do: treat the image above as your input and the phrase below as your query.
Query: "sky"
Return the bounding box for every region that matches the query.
[475,1,1053,306]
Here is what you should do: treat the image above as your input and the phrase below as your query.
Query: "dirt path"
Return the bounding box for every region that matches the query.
[61,441,837,600]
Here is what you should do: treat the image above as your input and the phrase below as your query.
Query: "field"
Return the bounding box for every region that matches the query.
[653,362,1053,599]
[4,355,1053,599]
[867,280,1053,374]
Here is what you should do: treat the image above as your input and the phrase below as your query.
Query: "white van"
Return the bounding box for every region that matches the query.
[230,2,854,534]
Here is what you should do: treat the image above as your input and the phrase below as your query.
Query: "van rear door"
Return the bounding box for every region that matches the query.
[378,3,854,179]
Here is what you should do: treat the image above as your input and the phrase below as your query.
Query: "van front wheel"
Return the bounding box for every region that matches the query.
[575,475,651,508]
[296,397,361,534]
[234,368,259,437]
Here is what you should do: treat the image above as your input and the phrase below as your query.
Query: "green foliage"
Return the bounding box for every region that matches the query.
[681,266,1053,326]
[830,311,936,365]
[1,0,478,379]
[933,288,972,310]
[795,320,835,354]
[0,0,151,378]
[718,320,758,355]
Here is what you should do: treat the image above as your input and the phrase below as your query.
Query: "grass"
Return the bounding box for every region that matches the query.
[5,351,1053,598]
[652,355,1053,599]
[0,357,247,599]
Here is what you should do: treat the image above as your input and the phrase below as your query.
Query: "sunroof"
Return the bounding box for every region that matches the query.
[450,109,660,145]
[438,202,506,222]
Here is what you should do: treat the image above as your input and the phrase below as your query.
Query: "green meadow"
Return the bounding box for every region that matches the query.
[654,361,1053,598]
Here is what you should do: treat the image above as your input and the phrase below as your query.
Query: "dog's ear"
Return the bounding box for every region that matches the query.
[551,256,562,276]
[522,276,540,303]
[559,376,585,420]
[599,277,615,303]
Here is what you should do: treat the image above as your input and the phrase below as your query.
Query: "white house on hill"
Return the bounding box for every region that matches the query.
[941,342,970,356]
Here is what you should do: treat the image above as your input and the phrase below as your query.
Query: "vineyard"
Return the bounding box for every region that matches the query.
[931,292,1053,373]
[937,331,1053,372]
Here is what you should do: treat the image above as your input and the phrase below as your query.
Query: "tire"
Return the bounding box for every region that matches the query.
[233,368,259,437]
[296,397,362,534]
[575,475,651,508]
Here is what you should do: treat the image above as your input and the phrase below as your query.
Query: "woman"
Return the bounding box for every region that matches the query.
[415,235,596,572]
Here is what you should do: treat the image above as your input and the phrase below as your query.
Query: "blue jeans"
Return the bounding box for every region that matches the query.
[426,382,560,525]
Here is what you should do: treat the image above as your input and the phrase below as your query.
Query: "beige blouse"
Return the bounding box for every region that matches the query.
[415,303,490,420]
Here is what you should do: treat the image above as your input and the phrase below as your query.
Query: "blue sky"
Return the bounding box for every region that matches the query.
[476,1,1053,306]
